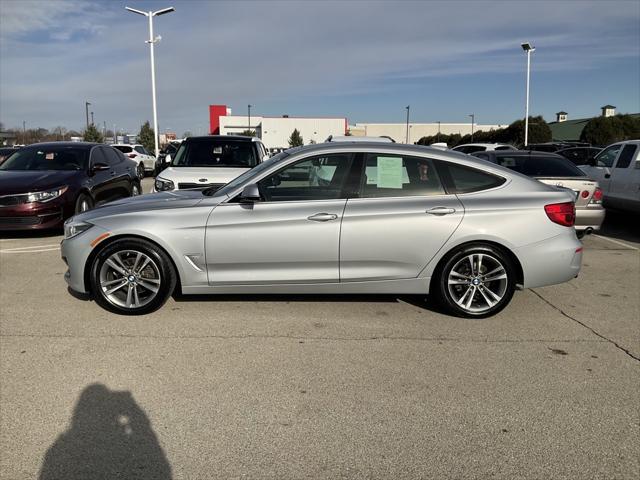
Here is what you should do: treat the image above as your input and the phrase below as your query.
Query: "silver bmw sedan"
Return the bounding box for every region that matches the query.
[61,143,582,318]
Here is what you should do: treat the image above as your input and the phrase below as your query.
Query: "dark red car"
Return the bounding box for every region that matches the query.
[0,142,141,231]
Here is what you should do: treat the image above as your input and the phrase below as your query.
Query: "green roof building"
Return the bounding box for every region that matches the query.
[549,106,639,142]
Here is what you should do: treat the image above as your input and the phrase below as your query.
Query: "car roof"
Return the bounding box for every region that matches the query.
[19,142,98,150]
[185,135,261,143]
[454,143,511,147]
[476,150,564,158]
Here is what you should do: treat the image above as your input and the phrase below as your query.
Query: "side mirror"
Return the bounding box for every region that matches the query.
[91,162,110,174]
[164,154,172,165]
[239,184,261,203]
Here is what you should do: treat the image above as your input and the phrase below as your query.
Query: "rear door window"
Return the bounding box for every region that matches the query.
[103,147,123,165]
[361,154,445,198]
[614,144,637,169]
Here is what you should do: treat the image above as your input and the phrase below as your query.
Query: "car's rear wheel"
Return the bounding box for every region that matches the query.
[436,244,516,318]
[90,238,177,315]
[75,193,93,214]
[131,182,141,196]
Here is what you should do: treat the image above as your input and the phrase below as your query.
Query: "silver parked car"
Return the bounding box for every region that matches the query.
[61,143,583,318]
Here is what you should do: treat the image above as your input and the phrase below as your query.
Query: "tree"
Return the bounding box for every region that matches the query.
[288,128,303,147]
[83,124,103,143]
[580,114,640,146]
[182,131,193,138]
[138,121,155,154]
[240,129,256,137]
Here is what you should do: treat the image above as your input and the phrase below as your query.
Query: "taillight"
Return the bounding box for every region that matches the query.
[545,202,575,227]
[128,153,137,158]
[590,187,603,204]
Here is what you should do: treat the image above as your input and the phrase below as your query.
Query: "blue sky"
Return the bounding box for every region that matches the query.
[1,0,639,134]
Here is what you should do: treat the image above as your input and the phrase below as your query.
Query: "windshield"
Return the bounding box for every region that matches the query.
[172,139,258,168]
[209,151,290,196]
[0,146,88,171]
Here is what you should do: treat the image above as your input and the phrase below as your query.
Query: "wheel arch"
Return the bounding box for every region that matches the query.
[428,240,524,294]
[83,233,182,295]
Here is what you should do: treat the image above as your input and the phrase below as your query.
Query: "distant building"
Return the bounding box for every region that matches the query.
[350,122,506,144]
[548,105,638,142]
[209,105,346,150]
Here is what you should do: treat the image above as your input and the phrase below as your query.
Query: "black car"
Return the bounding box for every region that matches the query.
[0,142,141,231]
[556,146,602,166]
[526,142,590,153]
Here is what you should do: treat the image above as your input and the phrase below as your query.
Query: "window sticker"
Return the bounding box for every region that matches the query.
[376,157,404,188]
[366,166,409,184]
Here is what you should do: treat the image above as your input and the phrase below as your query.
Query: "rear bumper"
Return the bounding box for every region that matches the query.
[575,206,605,232]
[515,232,583,289]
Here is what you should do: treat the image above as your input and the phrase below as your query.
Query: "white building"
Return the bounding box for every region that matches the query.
[209,105,346,150]
[350,122,507,144]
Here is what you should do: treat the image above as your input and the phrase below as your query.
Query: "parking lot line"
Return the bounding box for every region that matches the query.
[591,234,638,251]
[0,245,60,254]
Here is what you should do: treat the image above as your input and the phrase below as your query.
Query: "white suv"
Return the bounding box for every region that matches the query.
[112,144,156,178]
[579,140,640,213]
[153,136,269,193]
[452,143,517,154]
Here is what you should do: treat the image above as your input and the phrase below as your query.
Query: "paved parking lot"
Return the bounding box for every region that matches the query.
[1,182,638,479]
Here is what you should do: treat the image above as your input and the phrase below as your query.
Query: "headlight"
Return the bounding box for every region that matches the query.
[64,220,93,239]
[154,177,174,191]
[17,186,68,204]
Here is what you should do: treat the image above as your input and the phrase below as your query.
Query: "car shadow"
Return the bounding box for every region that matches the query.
[67,286,92,302]
[0,228,63,240]
[172,292,447,315]
[599,209,640,245]
[38,383,172,480]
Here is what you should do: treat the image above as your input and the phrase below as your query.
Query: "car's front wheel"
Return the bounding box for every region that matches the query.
[90,238,177,315]
[75,193,94,214]
[136,163,145,179]
[435,244,516,318]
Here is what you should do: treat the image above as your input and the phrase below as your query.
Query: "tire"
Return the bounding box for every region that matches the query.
[136,163,145,180]
[75,193,94,214]
[89,238,177,315]
[131,181,141,197]
[435,244,516,318]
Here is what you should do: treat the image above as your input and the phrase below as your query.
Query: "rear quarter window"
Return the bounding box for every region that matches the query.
[614,144,637,169]
[442,162,506,193]
[522,156,586,177]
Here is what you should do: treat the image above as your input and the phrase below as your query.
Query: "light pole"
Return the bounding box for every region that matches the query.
[405,105,410,143]
[521,42,535,147]
[85,101,91,129]
[91,111,94,125]
[126,6,175,159]
[23,121,26,144]
[468,114,475,141]
[248,104,252,135]
[437,121,441,142]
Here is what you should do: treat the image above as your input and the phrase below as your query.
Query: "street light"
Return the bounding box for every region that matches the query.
[85,101,91,129]
[468,114,475,141]
[125,5,175,159]
[521,42,535,147]
[405,105,410,144]
[91,111,94,125]
[248,104,252,135]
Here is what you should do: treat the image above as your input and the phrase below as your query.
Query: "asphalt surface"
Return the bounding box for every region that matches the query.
[1,181,638,479]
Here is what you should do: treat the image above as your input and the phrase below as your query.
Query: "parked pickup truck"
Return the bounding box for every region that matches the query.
[579,140,640,214]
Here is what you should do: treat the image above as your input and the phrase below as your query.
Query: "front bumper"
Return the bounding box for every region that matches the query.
[0,198,71,231]
[515,232,583,289]
[61,224,110,294]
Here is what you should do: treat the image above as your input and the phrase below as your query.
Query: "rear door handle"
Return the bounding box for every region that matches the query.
[426,207,456,216]
[308,213,338,222]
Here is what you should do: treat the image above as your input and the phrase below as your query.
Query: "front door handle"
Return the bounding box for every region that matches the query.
[110,170,116,176]
[604,173,611,179]
[308,213,338,222]
[426,207,456,216]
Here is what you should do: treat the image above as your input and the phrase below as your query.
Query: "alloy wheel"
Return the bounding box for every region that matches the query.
[447,253,508,314]
[99,250,161,309]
